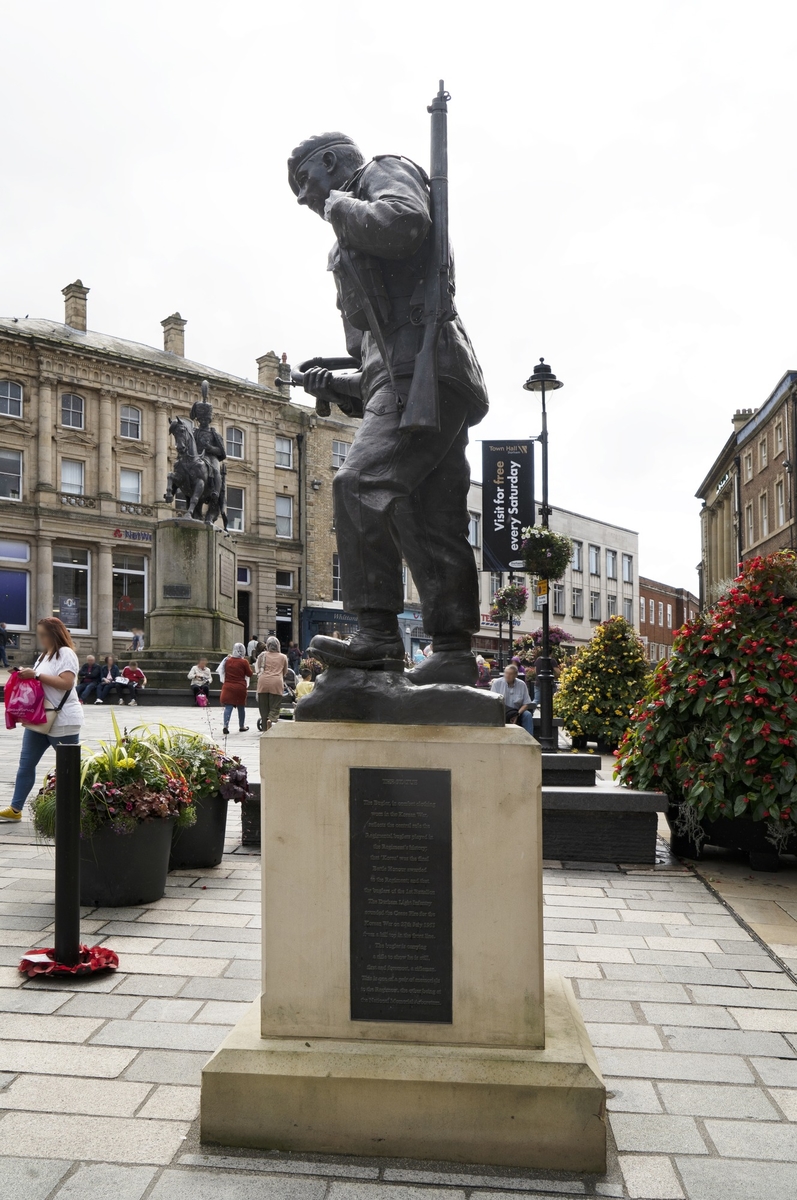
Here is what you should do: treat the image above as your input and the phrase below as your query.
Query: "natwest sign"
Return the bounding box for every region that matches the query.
[113,528,152,542]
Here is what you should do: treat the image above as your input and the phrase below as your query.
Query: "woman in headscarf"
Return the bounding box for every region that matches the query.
[218,642,252,735]
[254,636,289,732]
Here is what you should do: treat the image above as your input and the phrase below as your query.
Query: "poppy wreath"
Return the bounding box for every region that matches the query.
[19,944,119,978]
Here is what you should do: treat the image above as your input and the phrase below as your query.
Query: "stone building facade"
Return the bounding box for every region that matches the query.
[696,372,797,606]
[638,576,699,662]
[0,280,328,663]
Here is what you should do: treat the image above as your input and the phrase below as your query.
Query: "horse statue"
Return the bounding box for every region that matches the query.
[164,414,228,528]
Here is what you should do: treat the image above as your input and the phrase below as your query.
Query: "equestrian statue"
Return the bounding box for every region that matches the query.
[164,380,228,528]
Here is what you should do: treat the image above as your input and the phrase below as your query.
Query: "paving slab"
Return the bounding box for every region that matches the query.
[52,1163,157,1200]
[0,1074,152,1115]
[0,1157,71,1200]
[618,1155,684,1199]
[0,1111,189,1163]
[149,1171,331,1199]
[675,1157,796,1200]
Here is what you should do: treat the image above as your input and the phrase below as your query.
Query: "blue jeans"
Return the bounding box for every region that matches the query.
[223,704,247,730]
[11,728,81,812]
[0,645,8,668]
[519,710,535,736]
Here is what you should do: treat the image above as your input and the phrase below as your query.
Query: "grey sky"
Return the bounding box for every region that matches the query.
[3,1,795,590]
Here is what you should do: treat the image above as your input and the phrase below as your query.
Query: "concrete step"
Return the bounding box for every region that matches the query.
[541,780,666,865]
[541,753,598,788]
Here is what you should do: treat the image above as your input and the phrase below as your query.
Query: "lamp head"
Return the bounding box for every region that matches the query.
[523,358,564,392]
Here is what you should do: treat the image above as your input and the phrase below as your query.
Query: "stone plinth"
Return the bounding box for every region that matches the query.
[145,518,242,656]
[201,722,605,1170]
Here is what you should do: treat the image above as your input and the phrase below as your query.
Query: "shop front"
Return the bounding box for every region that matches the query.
[301,603,358,651]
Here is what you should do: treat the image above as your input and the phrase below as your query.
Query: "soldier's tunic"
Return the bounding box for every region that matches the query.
[326,155,488,643]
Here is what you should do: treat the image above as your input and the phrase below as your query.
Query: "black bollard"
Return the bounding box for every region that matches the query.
[53,743,81,967]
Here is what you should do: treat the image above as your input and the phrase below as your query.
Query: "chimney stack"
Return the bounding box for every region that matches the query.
[161,312,187,356]
[62,280,89,332]
[732,407,757,433]
[257,350,281,388]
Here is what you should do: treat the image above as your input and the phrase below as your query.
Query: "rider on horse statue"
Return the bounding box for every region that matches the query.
[189,394,226,506]
[164,380,229,528]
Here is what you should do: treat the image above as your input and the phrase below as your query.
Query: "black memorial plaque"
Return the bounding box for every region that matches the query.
[349,767,452,1024]
[163,584,191,600]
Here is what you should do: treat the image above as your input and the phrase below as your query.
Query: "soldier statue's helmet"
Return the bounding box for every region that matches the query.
[287,133,363,195]
[189,401,213,423]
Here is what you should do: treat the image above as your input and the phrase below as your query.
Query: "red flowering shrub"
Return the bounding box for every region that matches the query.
[616,553,797,840]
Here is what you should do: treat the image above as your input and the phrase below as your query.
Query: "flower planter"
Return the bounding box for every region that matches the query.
[666,802,793,872]
[169,792,228,870]
[80,817,175,907]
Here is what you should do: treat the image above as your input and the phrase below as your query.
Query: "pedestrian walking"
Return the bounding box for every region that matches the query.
[1,616,83,821]
[254,636,288,732]
[0,622,9,669]
[246,634,260,662]
[218,643,252,734]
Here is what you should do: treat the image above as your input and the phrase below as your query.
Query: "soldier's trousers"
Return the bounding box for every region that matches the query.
[333,382,480,640]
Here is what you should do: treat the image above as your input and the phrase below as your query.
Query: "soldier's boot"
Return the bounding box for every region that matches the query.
[405,635,477,687]
[309,611,405,672]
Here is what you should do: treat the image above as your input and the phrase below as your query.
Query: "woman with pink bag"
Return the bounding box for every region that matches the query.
[1,617,84,822]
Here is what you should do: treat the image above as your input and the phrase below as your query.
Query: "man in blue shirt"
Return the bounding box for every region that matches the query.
[490,663,535,735]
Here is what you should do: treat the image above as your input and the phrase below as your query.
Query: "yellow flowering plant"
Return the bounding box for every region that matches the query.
[554,615,649,748]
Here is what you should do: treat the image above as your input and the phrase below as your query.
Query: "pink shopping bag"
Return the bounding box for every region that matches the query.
[4,671,47,729]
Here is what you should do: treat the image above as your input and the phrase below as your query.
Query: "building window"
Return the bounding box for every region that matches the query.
[649,598,655,624]
[60,392,84,429]
[759,436,768,470]
[746,503,754,546]
[639,596,645,623]
[332,553,342,602]
[776,422,784,453]
[588,544,600,576]
[589,590,601,620]
[275,436,293,469]
[119,468,142,504]
[120,405,141,440]
[490,571,502,597]
[571,541,583,572]
[622,553,634,583]
[607,593,617,616]
[606,550,617,580]
[623,596,633,622]
[275,494,293,538]
[572,587,583,618]
[112,553,147,634]
[666,603,673,628]
[60,459,84,496]
[468,513,480,547]
[760,492,769,538]
[0,542,30,629]
[744,452,753,481]
[776,479,786,527]
[332,440,351,469]
[0,449,22,501]
[228,486,245,532]
[226,427,244,459]
[276,570,294,590]
[552,582,565,615]
[0,381,22,418]
[237,566,251,585]
[658,601,664,626]
[52,546,90,633]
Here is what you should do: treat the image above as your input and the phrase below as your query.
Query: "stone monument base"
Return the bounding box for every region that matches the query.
[201,972,605,1171]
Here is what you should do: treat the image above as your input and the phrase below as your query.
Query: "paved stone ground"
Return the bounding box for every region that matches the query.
[2,706,797,1198]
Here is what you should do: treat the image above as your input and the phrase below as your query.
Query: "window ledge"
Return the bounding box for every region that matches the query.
[58,492,96,509]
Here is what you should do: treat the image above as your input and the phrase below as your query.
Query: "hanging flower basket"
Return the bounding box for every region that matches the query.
[490,582,528,622]
[521,527,573,579]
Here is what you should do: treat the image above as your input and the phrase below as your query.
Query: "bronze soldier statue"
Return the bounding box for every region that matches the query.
[288,86,488,687]
[190,391,227,509]
[165,380,229,527]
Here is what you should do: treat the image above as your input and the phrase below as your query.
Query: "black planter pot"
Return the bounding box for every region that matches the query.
[80,817,175,906]
[169,792,228,870]
[667,802,791,872]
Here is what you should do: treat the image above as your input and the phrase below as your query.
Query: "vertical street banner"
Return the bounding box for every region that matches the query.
[481,441,535,572]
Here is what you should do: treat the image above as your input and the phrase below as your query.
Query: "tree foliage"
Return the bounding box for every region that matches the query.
[554,615,648,745]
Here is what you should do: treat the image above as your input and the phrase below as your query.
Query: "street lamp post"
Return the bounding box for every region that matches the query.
[524,358,564,752]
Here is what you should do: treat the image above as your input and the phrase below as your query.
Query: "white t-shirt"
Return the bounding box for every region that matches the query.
[34,647,84,733]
